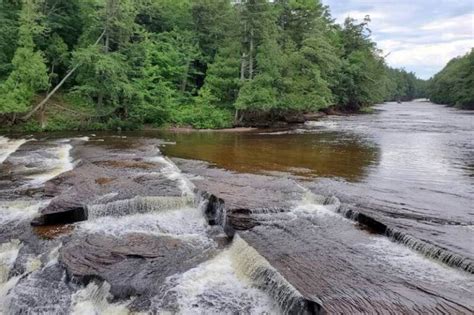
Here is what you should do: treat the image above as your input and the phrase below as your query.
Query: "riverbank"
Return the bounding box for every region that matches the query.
[2,96,379,134]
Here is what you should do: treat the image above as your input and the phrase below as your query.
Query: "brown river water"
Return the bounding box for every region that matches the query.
[0,100,473,314]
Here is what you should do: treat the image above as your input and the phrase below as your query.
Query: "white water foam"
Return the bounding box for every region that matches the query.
[0,136,27,164]
[147,156,195,197]
[0,200,50,225]
[0,240,21,284]
[25,143,74,186]
[386,228,474,273]
[153,245,280,315]
[71,282,130,315]
[57,136,90,143]
[0,242,45,313]
[304,120,340,130]
[230,236,321,314]
[292,190,342,219]
[87,196,195,218]
[0,274,22,313]
[81,208,211,243]
[0,240,23,313]
[361,237,474,291]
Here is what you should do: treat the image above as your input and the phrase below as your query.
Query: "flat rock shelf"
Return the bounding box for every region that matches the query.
[0,126,473,314]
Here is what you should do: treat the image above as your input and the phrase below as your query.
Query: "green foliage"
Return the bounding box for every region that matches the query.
[201,41,242,107]
[72,46,131,108]
[235,37,281,112]
[0,1,21,79]
[429,50,473,109]
[2,0,438,130]
[384,67,426,102]
[279,44,333,111]
[170,104,233,129]
[0,0,49,114]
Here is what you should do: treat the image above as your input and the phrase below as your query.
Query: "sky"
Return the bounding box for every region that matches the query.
[323,0,474,79]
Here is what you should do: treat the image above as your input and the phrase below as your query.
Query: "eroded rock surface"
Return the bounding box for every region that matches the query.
[33,139,185,226]
[60,233,216,299]
[173,158,474,314]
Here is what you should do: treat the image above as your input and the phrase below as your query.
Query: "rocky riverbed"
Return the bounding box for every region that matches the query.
[0,128,473,314]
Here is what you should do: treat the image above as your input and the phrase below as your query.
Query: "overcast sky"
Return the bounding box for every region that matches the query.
[323,0,474,79]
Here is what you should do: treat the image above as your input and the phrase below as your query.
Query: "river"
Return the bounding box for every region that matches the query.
[0,100,473,314]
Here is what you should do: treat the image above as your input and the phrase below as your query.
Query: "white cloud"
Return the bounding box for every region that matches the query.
[336,10,387,23]
[326,1,474,78]
[382,39,473,78]
[422,13,474,34]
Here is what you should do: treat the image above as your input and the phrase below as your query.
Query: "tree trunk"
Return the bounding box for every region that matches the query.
[10,113,17,126]
[40,105,46,129]
[105,33,110,53]
[46,64,55,94]
[240,53,247,81]
[249,28,254,80]
[234,109,239,125]
[22,30,106,121]
[97,92,104,108]
[22,63,80,121]
[180,59,190,93]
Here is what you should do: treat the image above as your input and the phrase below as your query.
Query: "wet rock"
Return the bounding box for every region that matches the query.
[32,139,185,226]
[7,264,73,315]
[201,192,226,226]
[60,233,216,299]
[173,158,302,210]
[227,209,261,232]
[173,159,474,313]
[31,200,88,226]
[284,113,306,124]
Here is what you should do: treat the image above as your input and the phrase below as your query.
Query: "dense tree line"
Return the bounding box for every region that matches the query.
[0,0,426,130]
[428,50,473,109]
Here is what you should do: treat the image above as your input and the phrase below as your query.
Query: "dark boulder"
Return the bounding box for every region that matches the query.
[31,199,87,226]
[227,208,260,233]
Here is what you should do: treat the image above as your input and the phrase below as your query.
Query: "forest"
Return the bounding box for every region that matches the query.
[428,50,473,109]
[0,0,428,131]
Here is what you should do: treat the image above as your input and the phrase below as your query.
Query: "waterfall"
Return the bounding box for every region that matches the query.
[87,195,195,219]
[386,228,474,274]
[0,240,21,284]
[25,143,74,187]
[71,282,130,315]
[0,137,27,165]
[0,200,51,225]
[325,200,474,274]
[230,236,324,315]
[147,156,195,197]
[151,241,281,315]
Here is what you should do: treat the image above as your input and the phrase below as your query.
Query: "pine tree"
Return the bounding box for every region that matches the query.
[0,0,49,116]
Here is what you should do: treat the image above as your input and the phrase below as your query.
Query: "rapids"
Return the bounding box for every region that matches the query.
[0,101,473,314]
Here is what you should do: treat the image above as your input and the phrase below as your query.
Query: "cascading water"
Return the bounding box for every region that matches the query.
[0,137,27,165]
[147,155,196,197]
[71,282,130,315]
[1,133,472,314]
[230,236,322,315]
[87,196,195,219]
[150,243,281,315]
[0,240,21,284]
[24,142,74,187]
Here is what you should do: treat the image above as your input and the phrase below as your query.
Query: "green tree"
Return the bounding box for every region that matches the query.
[429,50,473,109]
[333,17,387,110]
[0,1,21,79]
[200,40,242,107]
[235,36,284,115]
[0,0,49,116]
